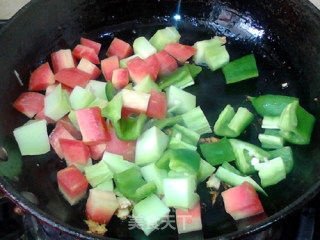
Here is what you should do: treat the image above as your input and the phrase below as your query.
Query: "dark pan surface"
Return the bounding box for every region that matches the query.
[0,0,320,239]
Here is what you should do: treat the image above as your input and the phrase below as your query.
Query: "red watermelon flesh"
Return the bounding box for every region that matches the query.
[221,181,264,220]
[49,122,75,158]
[155,50,178,76]
[57,165,88,205]
[77,58,101,80]
[105,128,136,162]
[88,143,107,161]
[164,43,197,63]
[72,44,100,64]
[101,56,120,81]
[80,37,101,55]
[29,62,55,91]
[54,68,91,88]
[46,82,73,96]
[144,54,160,81]
[106,38,133,60]
[146,89,167,119]
[112,68,129,90]
[59,139,90,165]
[176,202,202,234]
[86,189,119,224]
[51,49,75,73]
[13,92,44,118]
[57,116,82,140]
[75,107,110,144]
[127,57,151,83]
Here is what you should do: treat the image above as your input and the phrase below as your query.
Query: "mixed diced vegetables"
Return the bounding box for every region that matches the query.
[11,26,316,237]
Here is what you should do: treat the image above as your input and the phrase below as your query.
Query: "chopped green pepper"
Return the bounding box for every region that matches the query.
[249,94,298,117]
[214,105,253,137]
[105,81,117,101]
[114,167,156,201]
[258,129,284,149]
[101,93,122,121]
[222,54,258,84]
[170,124,200,146]
[158,66,194,90]
[156,148,201,175]
[269,146,294,174]
[221,162,243,176]
[199,137,235,166]
[185,64,202,78]
[278,101,315,145]
[149,115,183,130]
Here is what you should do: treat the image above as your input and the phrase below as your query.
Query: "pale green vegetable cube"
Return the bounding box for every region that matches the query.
[85,80,107,99]
[69,86,95,110]
[84,161,113,187]
[133,75,161,93]
[87,98,108,110]
[102,152,136,173]
[197,159,216,182]
[140,163,168,195]
[182,107,212,135]
[68,111,79,130]
[166,85,196,115]
[149,26,181,51]
[205,45,230,71]
[132,194,170,236]
[96,180,114,191]
[135,126,169,165]
[44,84,71,121]
[133,37,157,59]
[193,37,225,64]
[13,120,50,155]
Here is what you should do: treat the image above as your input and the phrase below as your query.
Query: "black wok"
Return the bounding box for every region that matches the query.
[0,0,320,239]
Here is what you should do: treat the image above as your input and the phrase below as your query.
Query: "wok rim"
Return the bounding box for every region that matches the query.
[1,0,320,239]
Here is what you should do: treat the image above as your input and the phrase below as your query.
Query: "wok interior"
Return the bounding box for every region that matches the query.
[0,0,320,239]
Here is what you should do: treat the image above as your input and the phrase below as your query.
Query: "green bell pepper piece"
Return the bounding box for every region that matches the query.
[222,54,259,84]
[149,115,184,130]
[105,81,117,101]
[269,146,294,174]
[170,124,200,146]
[214,105,253,137]
[229,139,271,175]
[221,162,243,176]
[156,148,201,175]
[158,66,194,90]
[101,93,122,121]
[249,94,298,117]
[278,101,315,145]
[114,167,157,201]
[199,137,235,166]
[258,129,284,149]
[185,64,202,78]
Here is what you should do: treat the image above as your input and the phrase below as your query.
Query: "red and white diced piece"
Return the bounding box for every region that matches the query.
[112,68,129,90]
[51,49,75,73]
[80,37,101,55]
[146,89,167,119]
[155,50,178,76]
[89,143,107,161]
[29,62,55,91]
[164,43,197,63]
[86,189,119,224]
[127,57,150,83]
[106,38,133,60]
[49,122,75,158]
[13,92,44,118]
[176,202,202,234]
[57,116,82,140]
[35,108,56,124]
[72,44,100,64]
[75,107,110,144]
[105,128,136,162]
[221,181,264,220]
[101,56,119,81]
[57,165,88,205]
[144,54,160,81]
[59,139,91,167]
[122,89,150,114]
[54,68,91,88]
[46,82,73,96]
[77,58,101,80]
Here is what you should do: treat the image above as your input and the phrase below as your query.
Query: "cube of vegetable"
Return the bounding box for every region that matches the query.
[86,189,119,224]
[44,84,71,121]
[133,37,157,59]
[164,43,197,63]
[176,202,202,234]
[135,126,169,165]
[13,120,50,156]
[85,80,107,99]
[76,107,110,144]
[133,75,161,93]
[77,58,101,80]
[127,57,151,83]
[107,38,133,59]
[166,85,196,115]
[49,122,75,158]
[55,68,91,88]
[72,44,100,64]
[163,176,199,210]
[170,124,200,146]
[80,37,101,55]
[193,37,225,64]
[96,180,114,191]
[140,163,168,195]
[182,107,212,135]
[197,159,216,182]
[101,56,120,81]
[155,50,178,76]
[13,92,45,118]
[132,194,170,236]
[221,181,264,220]
[144,54,160,80]
[121,89,150,114]
[149,26,181,52]
[29,62,55,91]
[146,89,167,119]
[88,143,106,160]
[112,68,129,90]
[84,160,113,187]
[102,152,136,173]
[205,45,230,71]
[158,66,194,90]
[119,54,139,68]
[57,165,88,205]
[57,116,82,140]
[51,49,75,73]
[69,86,95,110]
